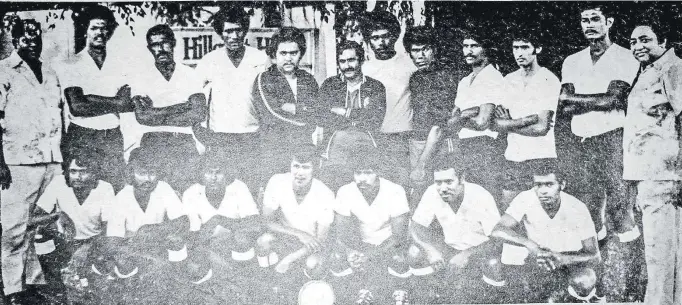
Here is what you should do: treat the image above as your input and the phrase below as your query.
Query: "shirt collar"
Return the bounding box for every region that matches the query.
[339,73,366,88]
[642,49,678,73]
[5,51,42,69]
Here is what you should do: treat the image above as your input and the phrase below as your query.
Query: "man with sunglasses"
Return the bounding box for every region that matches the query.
[0,18,64,305]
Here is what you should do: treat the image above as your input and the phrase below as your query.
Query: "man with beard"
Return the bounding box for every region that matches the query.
[409,154,505,303]
[361,10,417,187]
[97,147,190,303]
[492,31,560,209]
[0,18,64,305]
[330,147,411,305]
[318,40,386,192]
[182,149,261,264]
[256,145,335,279]
[252,27,323,185]
[60,5,134,192]
[133,24,206,194]
[557,4,640,244]
[194,8,269,196]
[624,17,682,305]
[492,163,602,303]
[404,26,464,195]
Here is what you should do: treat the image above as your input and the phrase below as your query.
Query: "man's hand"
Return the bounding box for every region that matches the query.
[448,251,471,272]
[536,251,559,271]
[116,84,132,105]
[281,103,296,115]
[494,105,512,119]
[427,252,445,271]
[132,95,153,110]
[330,107,347,116]
[347,249,368,270]
[445,107,463,131]
[297,232,321,253]
[410,165,427,187]
[0,162,11,190]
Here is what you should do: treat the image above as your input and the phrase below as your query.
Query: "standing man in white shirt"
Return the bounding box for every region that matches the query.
[0,18,64,305]
[194,8,270,196]
[452,30,507,205]
[361,10,417,188]
[133,24,207,194]
[61,5,134,193]
[492,30,560,208]
[492,163,602,303]
[557,4,640,244]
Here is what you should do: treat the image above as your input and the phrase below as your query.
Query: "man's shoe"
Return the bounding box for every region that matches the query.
[355,289,374,305]
[392,289,409,305]
[5,293,25,305]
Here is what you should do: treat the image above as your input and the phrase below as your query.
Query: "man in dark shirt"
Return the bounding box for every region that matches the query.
[406,26,465,197]
[318,40,386,191]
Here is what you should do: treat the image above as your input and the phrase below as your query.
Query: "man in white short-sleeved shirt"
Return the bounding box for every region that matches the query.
[60,6,134,192]
[331,147,411,279]
[451,32,508,202]
[193,8,270,195]
[492,164,602,303]
[557,4,640,242]
[102,147,191,281]
[409,154,504,291]
[360,10,417,187]
[256,146,335,278]
[493,32,560,205]
[132,25,207,194]
[183,150,261,262]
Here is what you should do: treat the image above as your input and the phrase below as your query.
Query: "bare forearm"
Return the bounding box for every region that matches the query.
[492,226,535,249]
[493,116,538,132]
[556,251,600,266]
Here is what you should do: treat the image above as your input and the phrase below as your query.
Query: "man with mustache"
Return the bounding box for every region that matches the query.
[60,5,134,193]
[492,163,602,303]
[404,26,464,196]
[409,154,504,303]
[256,145,334,280]
[557,4,640,245]
[0,18,64,305]
[132,24,206,194]
[252,27,323,186]
[451,29,507,207]
[331,146,411,305]
[194,8,269,197]
[317,40,386,192]
[98,147,191,302]
[492,31,560,209]
[361,10,417,188]
[624,17,682,305]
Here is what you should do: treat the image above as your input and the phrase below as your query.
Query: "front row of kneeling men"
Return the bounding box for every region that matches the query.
[35,144,600,303]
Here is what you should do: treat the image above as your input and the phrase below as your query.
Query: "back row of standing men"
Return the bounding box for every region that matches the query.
[0,3,680,305]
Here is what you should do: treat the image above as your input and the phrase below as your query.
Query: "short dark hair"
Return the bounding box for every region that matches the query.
[11,19,41,41]
[127,147,159,172]
[212,8,250,34]
[530,160,566,182]
[202,149,234,174]
[432,153,466,178]
[403,26,436,52]
[361,10,400,41]
[146,24,176,44]
[292,144,319,167]
[632,9,670,44]
[510,28,542,49]
[64,149,101,174]
[336,40,365,65]
[267,27,307,58]
[79,5,118,33]
[349,145,383,172]
[577,2,614,19]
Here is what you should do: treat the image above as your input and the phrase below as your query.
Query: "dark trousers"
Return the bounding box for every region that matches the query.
[210,132,262,197]
[376,132,411,188]
[140,132,199,193]
[62,124,125,192]
[454,135,507,204]
[558,128,626,233]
